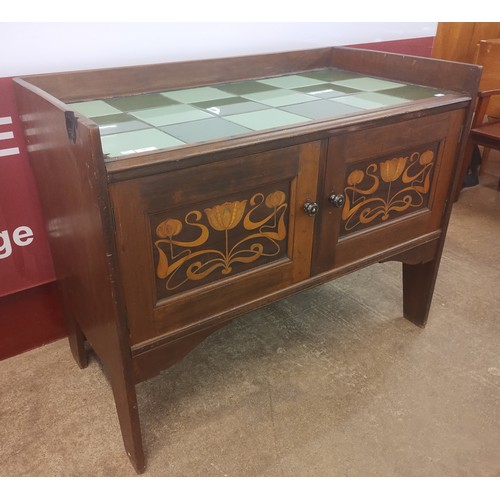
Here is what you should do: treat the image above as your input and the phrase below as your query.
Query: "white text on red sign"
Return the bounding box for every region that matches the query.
[0,116,20,158]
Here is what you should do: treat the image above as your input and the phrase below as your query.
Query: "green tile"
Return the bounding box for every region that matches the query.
[92,114,151,136]
[354,92,410,106]
[280,100,363,119]
[215,81,277,95]
[224,108,310,131]
[101,129,184,157]
[332,77,407,92]
[257,75,326,89]
[331,95,383,110]
[292,83,358,99]
[379,85,445,100]
[92,113,136,125]
[130,104,212,126]
[242,89,318,107]
[331,92,410,110]
[105,93,176,111]
[161,87,234,103]
[193,97,269,116]
[160,117,252,143]
[68,100,122,118]
[193,97,243,108]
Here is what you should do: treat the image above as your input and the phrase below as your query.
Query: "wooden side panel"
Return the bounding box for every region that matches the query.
[13,81,114,351]
[13,79,145,472]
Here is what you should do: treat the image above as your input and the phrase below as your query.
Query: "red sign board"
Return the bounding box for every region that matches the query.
[0,77,55,297]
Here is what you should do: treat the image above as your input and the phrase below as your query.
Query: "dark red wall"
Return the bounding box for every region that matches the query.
[0,282,66,361]
[350,36,434,57]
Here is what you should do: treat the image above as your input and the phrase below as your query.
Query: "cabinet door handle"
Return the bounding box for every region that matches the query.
[328,193,345,208]
[303,201,319,216]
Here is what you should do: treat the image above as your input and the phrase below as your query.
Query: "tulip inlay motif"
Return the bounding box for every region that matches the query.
[154,191,288,292]
[342,147,436,233]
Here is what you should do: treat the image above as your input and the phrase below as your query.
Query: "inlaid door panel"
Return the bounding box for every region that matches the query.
[313,109,465,274]
[340,142,440,236]
[111,142,322,346]
[151,182,290,299]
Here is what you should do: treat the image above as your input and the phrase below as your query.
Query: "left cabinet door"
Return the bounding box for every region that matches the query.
[110,142,322,346]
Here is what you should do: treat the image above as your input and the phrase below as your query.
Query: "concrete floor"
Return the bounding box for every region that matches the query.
[1,158,499,477]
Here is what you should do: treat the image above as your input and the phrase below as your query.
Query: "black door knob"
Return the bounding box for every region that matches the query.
[328,193,345,208]
[303,202,319,216]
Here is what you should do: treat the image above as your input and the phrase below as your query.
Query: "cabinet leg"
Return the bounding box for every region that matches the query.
[109,369,145,474]
[402,259,440,327]
[67,317,88,369]
[67,313,145,472]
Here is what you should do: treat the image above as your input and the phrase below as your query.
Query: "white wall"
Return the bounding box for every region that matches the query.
[0,22,437,77]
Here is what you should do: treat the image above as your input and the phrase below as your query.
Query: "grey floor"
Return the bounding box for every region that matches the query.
[1,157,499,477]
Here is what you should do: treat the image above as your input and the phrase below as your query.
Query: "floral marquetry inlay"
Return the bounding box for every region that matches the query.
[341,145,438,234]
[153,190,288,297]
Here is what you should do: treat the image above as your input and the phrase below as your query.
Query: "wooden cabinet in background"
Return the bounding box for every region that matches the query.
[432,22,500,64]
[433,23,500,178]
[13,47,480,472]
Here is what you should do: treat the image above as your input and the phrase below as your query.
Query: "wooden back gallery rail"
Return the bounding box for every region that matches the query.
[13,47,481,473]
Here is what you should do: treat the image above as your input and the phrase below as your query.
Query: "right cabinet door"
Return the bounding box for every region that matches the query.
[313,109,465,274]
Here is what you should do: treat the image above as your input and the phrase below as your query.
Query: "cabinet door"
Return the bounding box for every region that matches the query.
[313,109,465,273]
[110,142,321,346]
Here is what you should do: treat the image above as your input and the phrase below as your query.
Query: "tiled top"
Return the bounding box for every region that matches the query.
[67,69,448,159]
